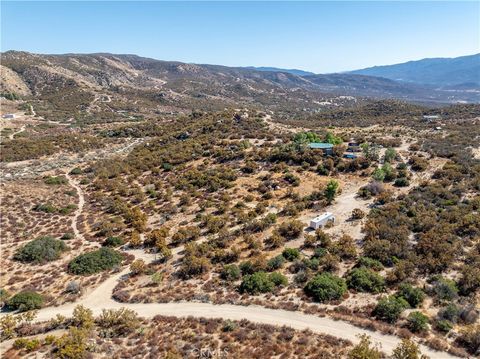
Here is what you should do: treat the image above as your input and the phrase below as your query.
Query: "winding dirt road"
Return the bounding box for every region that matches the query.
[65,172,85,241]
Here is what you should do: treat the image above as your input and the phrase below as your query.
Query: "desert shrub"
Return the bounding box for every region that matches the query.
[178,255,210,279]
[68,248,123,275]
[277,220,304,240]
[435,319,453,333]
[222,319,237,332]
[409,156,428,171]
[221,264,241,281]
[282,247,300,261]
[65,281,82,294]
[54,327,88,358]
[373,296,409,323]
[324,179,339,204]
[7,291,44,312]
[44,175,68,185]
[392,339,427,359]
[239,271,274,294]
[396,283,425,308]
[433,277,458,301]
[102,236,124,247]
[356,257,384,271]
[351,208,365,220]
[61,232,74,240]
[407,311,429,333]
[269,272,288,287]
[14,236,68,264]
[304,273,347,302]
[348,334,381,359]
[96,308,140,337]
[13,338,40,352]
[267,255,285,271]
[456,324,480,355]
[346,267,385,293]
[130,259,147,275]
[32,203,57,213]
[394,177,410,187]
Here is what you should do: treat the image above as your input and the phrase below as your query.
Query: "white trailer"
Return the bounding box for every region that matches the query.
[2,114,16,119]
[309,212,335,229]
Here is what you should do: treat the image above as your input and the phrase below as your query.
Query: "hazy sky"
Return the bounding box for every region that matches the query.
[1,1,479,73]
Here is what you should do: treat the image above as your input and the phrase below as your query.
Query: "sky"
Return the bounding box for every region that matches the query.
[1,1,479,73]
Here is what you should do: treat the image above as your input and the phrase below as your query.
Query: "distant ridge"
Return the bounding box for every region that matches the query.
[245,66,315,77]
[349,54,480,88]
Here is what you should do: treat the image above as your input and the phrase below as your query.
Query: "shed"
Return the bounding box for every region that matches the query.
[343,153,358,159]
[309,212,335,229]
[308,142,334,155]
[2,114,16,119]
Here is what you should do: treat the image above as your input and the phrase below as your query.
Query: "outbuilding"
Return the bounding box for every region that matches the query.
[308,142,334,155]
[309,212,335,229]
[2,114,16,119]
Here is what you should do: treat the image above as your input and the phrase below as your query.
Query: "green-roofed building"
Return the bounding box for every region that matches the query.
[308,142,334,155]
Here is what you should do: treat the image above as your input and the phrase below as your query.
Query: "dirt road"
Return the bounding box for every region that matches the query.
[65,172,85,241]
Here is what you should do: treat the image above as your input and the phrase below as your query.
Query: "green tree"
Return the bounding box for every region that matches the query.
[304,273,347,302]
[324,180,339,204]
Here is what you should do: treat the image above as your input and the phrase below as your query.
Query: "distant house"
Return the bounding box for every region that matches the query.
[423,115,440,121]
[2,114,16,119]
[309,212,335,229]
[308,142,334,155]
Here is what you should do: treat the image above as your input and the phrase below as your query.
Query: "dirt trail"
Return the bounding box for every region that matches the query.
[20,296,456,359]
[65,172,85,241]
[7,124,25,140]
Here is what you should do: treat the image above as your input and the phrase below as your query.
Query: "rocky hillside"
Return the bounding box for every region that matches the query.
[1,51,479,121]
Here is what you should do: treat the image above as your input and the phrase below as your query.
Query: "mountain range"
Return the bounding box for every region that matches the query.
[349,53,480,88]
[1,51,478,121]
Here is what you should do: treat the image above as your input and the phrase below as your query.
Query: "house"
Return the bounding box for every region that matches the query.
[423,115,440,122]
[308,142,334,155]
[2,114,16,119]
[309,212,335,229]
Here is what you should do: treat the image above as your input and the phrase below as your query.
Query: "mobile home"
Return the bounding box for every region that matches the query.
[309,212,335,229]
